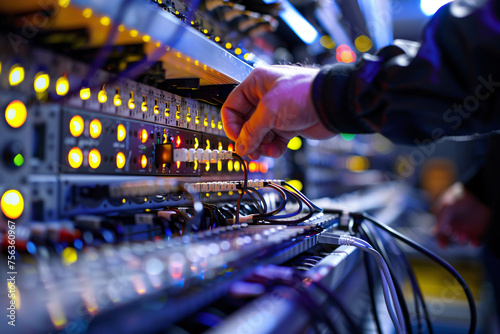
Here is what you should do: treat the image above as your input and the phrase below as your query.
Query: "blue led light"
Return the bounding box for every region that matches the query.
[26,241,36,254]
[74,239,83,250]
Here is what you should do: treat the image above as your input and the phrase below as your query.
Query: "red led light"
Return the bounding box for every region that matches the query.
[175,135,181,148]
[336,45,356,63]
[259,161,269,174]
[228,144,234,152]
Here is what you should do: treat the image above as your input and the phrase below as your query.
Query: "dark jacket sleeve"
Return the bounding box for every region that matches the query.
[312,0,500,145]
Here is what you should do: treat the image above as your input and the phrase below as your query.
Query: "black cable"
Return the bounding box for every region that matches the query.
[355,212,477,334]
[232,153,247,224]
[358,223,412,334]
[364,221,433,334]
[247,186,267,213]
[362,241,384,334]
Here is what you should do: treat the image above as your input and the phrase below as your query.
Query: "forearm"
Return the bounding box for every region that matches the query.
[312,0,500,144]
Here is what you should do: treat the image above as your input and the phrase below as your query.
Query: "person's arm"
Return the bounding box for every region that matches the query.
[313,0,500,145]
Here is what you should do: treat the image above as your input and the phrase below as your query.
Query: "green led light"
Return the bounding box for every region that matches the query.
[340,133,356,141]
[13,153,24,167]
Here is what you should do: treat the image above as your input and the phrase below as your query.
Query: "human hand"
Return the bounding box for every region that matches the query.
[221,65,335,159]
[434,182,491,247]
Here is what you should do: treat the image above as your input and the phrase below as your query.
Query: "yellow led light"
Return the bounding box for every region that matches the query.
[116,152,126,169]
[130,30,138,37]
[141,155,148,169]
[9,64,24,86]
[194,137,199,150]
[141,129,148,143]
[217,192,222,197]
[320,35,336,49]
[211,119,216,129]
[89,119,102,138]
[287,136,302,151]
[98,89,107,103]
[227,160,233,172]
[118,24,125,32]
[175,105,180,119]
[68,147,83,169]
[225,42,232,49]
[355,35,373,53]
[346,155,370,173]
[217,160,222,172]
[61,247,77,265]
[114,94,122,106]
[205,162,210,171]
[165,103,170,117]
[215,36,220,42]
[5,100,27,129]
[69,115,84,137]
[234,160,240,172]
[1,190,24,219]
[195,116,200,124]
[100,16,110,26]
[154,105,159,114]
[218,142,223,151]
[235,48,242,55]
[203,116,208,127]
[244,53,251,61]
[80,88,90,100]
[228,191,233,196]
[82,8,92,18]
[288,179,303,192]
[56,76,69,96]
[186,114,191,123]
[205,139,210,150]
[142,35,151,43]
[128,98,135,109]
[58,0,70,8]
[88,149,101,169]
[194,160,198,170]
[141,101,147,112]
[217,121,223,130]
[115,124,126,142]
[34,72,49,93]
[122,198,126,204]
[176,160,181,169]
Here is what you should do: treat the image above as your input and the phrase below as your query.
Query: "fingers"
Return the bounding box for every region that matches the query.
[221,70,263,141]
[235,96,276,156]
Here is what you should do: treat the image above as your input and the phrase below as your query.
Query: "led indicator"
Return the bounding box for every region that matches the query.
[68,147,83,168]
[56,76,69,96]
[227,160,233,172]
[234,160,240,172]
[86,119,100,139]
[176,160,181,169]
[194,137,199,150]
[218,142,223,151]
[80,88,91,100]
[175,135,181,148]
[116,152,126,169]
[117,124,126,141]
[9,64,24,86]
[5,100,27,128]
[34,72,49,92]
[114,94,122,106]
[141,155,148,169]
[1,189,24,219]
[141,129,148,143]
[287,137,302,151]
[69,115,84,137]
[98,89,107,103]
[88,149,101,169]
[13,153,24,167]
